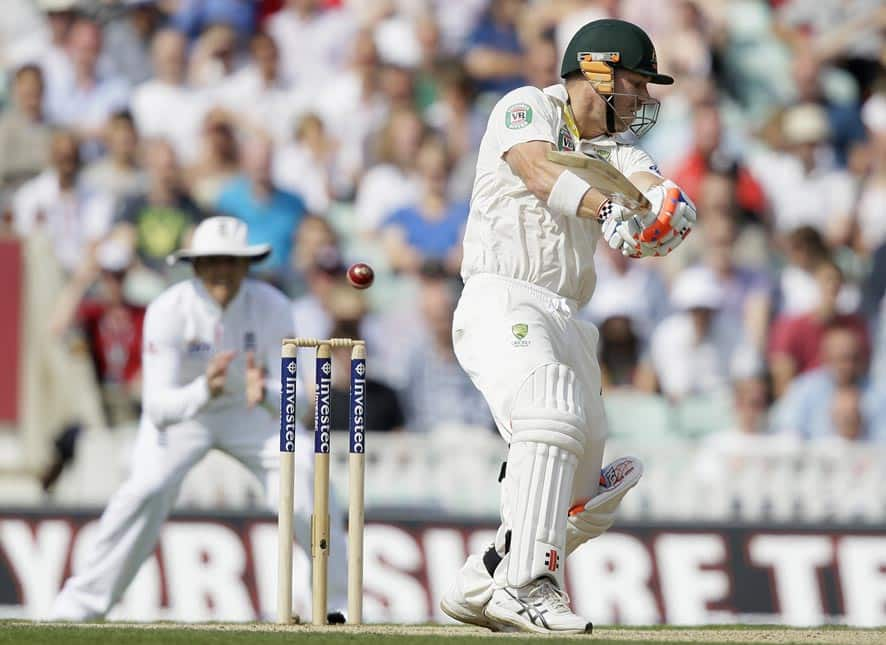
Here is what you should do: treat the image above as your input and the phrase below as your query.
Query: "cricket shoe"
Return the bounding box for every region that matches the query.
[484,577,592,634]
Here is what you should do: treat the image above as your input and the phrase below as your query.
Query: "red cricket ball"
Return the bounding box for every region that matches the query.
[347,262,375,289]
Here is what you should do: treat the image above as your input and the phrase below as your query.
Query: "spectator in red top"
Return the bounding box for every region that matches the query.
[51,238,146,425]
[670,101,768,223]
[768,258,870,397]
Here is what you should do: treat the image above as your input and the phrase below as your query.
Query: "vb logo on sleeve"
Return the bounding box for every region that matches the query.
[505,103,533,129]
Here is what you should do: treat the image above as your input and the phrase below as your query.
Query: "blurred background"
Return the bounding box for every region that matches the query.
[0,0,884,627]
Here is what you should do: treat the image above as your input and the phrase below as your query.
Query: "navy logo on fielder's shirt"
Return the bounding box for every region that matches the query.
[186,340,212,354]
[244,331,256,352]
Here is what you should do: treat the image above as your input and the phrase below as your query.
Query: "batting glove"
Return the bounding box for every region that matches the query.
[601,180,696,258]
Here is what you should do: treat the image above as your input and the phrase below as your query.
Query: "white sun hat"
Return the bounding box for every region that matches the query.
[167,216,271,265]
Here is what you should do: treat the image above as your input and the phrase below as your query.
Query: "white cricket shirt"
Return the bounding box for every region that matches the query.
[461,84,662,307]
[141,278,294,430]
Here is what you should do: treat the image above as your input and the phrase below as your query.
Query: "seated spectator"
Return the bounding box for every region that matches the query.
[266,0,357,87]
[769,259,870,397]
[773,327,886,440]
[168,0,256,44]
[273,113,334,215]
[594,296,657,393]
[401,272,494,433]
[696,214,773,353]
[354,107,424,235]
[381,136,468,276]
[291,215,339,278]
[669,100,767,224]
[13,130,114,274]
[326,316,404,434]
[216,137,308,282]
[131,29,209,164]
[114,139,204,276]
[777,226,831,315]
[464,0,526,95]
[695,367,800,483]
[854,94,886,255]
[45,18,130,151]
[650,268,747,401]
[584,242,669,344]
[788,52,867,167]
[313,28,389,197]
[424,63,485,201]
[50,239,145,426]
[291,246,351,341]
[749,103,854,245]
[82,111,147,203]
[0,64,52,193]
[215,31,304,145]
[829,385,867,443]
[185,108,240,211]
[102,0,162,85]
[186,23,238,90]
[523,31,559,90]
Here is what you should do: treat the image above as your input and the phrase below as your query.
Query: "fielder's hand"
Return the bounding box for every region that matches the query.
[245,351,266,407]
[206,351,236,398]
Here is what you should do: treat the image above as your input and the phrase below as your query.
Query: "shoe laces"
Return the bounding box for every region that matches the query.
[527,579,572,614]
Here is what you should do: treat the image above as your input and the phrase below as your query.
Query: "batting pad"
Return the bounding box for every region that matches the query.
[498,364,587,589]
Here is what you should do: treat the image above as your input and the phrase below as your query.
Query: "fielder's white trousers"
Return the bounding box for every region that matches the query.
[51,407,348,621]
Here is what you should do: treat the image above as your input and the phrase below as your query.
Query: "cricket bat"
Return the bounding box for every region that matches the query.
[546,150,650,211]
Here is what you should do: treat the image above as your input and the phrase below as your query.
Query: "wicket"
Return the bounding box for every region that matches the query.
[277,338,367,626]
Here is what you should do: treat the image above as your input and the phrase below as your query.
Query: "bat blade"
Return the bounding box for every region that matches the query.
[546,150,650,211]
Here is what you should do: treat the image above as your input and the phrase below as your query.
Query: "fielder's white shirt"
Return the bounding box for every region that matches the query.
[461,84,662,307]
[141,278,294,430]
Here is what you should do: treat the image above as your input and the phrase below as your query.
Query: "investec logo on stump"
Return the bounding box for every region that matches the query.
[350,358,366,454]
[315,357,332,453]
[280,357,297,452]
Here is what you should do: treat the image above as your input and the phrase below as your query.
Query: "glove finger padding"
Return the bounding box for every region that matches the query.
[565,456,644,553]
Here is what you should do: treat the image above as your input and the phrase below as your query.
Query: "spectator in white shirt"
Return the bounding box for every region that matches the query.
[650,267,748,401]
[273,113,334,215]
[82,110,147,204]
[584,242,670,344]
[749,103,855,245]
[187,22,238,91]
[266,0,357,87]
[13,130,113,274]
[215,31,306,144]
[45,18,131,150]
[354,107,425,236]
[855,94,886,254]
[131,29,209,165]
[184,108,240,211]
[313,28,390,195]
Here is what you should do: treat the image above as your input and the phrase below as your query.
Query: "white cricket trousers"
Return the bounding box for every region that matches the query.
[51,407,347,621]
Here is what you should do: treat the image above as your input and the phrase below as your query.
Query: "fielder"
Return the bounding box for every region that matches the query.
[441,19,695,633]
[52,216,349,623]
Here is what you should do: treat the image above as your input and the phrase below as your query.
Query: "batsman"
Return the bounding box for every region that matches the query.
[442,19,696,633]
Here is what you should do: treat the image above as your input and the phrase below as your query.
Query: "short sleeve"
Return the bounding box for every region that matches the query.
[614,143,663,179]
[488,86,558,158]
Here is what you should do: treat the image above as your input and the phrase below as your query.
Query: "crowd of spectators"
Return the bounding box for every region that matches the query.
[0,0,884,452]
